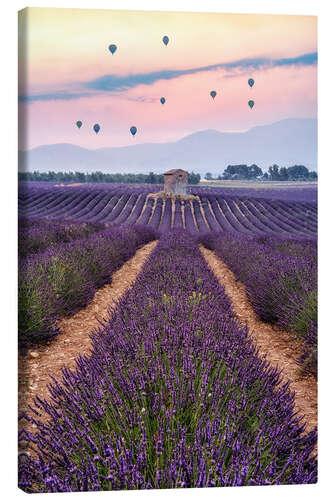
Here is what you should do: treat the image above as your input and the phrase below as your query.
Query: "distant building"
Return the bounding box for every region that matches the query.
[163,169,189,195]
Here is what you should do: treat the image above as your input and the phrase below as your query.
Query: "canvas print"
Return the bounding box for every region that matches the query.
[18,7,317,493]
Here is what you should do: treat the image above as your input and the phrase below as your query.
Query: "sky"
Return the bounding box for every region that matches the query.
[18,8,317,150]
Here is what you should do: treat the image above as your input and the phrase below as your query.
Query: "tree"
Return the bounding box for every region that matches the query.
[222,170,232,180]
[188,172,201,184]
[205,172,213,180]
[279,167,288,181]
[75,171,86,183]
[308,171,318,180]
[248,164,263,179]
[268,165,280,180]
[222,164,262,180]
[287,165,309,180]
[147,172,156,184]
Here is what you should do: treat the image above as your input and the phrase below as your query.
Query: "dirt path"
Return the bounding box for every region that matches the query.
[18,241,158,433]
[200,245,317,434]
[180,200,186,229]
[171,198,175,228]
[190,200,199,232]
[198,199,210,230]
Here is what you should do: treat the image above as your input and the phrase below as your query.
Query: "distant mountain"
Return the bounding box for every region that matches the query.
[19,118,317,176]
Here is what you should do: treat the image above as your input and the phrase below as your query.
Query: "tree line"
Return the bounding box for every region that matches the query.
[204,164,317,181]
[18,171,202,185]
[18,166,317,184]
[265,164,317,181]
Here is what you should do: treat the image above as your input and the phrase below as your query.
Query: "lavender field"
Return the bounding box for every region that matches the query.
[19,183,317,238]
[18,182,317,492]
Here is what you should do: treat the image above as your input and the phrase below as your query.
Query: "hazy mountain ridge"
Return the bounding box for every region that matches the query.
[19,118,317,175]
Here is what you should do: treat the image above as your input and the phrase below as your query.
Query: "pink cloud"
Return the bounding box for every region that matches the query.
[21,63,316,151]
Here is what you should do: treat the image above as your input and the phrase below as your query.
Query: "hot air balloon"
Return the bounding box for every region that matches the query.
[76,121,82,129]
[160,97,166,105]
[162,35,169,46]
[210,90,217,99]
[248,78,254,88]
[130,126,137,137]
[248,100,255,109]
[108,44,117,55]
[93,124,100,134]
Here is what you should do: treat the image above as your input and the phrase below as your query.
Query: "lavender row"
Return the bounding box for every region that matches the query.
[192,200,208,232]
[226,199,263,234]
[173,199,183,229]
[21,190,89,218]
[114,194,139,224]
[79,192,115,222]
[183,200,198,232]
[92,194,121,222]
[64,191,107,221]
[18,225,157,347]
[18,217,105,259]
[253,199,314,236]
[125,194,147,225]
[200,232,317,376]
[201,198,221,232]
[138,197,155,225]
[19,186,140,220]
[158,198,172,232]
[240,199,291,234]
[148,198,163,229]
[19,230,317,492]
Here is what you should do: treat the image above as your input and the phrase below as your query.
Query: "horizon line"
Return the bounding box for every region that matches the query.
[19,116,317,152]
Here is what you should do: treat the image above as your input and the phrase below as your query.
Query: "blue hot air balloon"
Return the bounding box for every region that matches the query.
[160,97,166,105]
[93,124,100,134]
[130,126,137,137]
[108,44,117,55]
[210,90,217,99]
[248,78,255,88]
[162,35,169,46]
[248,100,255,109]
[76,120,82,129]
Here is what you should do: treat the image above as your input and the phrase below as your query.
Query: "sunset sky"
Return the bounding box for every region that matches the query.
[18,8,317,150]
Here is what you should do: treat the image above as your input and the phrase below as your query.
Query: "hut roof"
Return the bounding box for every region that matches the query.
[163,169,188,176]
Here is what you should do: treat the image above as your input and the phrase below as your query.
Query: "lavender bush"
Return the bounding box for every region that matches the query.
[18,217,105,258]
[19,231,317,492]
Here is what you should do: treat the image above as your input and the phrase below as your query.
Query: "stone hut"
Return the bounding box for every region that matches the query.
[163,169,189,195]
